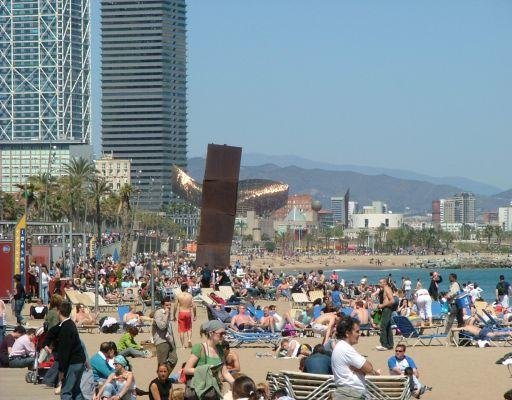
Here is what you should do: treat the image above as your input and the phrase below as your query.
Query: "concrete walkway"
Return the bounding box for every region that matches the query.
[0,368,56,399]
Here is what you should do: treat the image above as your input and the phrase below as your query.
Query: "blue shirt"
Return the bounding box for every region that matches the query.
[387,355,417,373]
[90,352,114,382]
[303,353,332,375]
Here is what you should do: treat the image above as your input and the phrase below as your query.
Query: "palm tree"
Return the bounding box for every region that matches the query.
[119,184,133,263]
[331,225,344,251]
[357,229,369,250]
[0,191,24,220]
[483,224,494,244]
[64,157,97,229]
[494,225,504,246]
[89,177,111,247]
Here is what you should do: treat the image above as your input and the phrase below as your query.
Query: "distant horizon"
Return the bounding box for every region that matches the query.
[186,151,506,194]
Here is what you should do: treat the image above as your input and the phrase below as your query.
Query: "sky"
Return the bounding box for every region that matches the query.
[90,0,512,188]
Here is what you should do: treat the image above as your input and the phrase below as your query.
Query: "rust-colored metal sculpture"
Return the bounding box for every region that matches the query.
[196,144,242,268]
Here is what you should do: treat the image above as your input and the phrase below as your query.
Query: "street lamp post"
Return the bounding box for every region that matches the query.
[43,145,57,222]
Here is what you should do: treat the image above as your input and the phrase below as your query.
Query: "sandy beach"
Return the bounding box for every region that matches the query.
[2,297,511,400]
[237,254,441,271]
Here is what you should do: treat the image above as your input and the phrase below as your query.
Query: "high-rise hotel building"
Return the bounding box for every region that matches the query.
[0,0,91,193]
[101,0,188,210]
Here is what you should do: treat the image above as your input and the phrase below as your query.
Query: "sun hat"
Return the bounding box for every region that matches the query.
[201,320,225,332]
[113,355,128,367]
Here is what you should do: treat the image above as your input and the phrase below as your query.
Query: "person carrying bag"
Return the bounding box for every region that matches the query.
[183,320,234,400]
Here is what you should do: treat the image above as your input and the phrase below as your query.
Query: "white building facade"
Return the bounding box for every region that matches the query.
[350,213,403,229]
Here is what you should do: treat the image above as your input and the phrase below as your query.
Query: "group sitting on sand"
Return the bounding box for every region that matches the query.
[6,252,512,400]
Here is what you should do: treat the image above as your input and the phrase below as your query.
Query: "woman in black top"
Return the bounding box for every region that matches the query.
[149,363,173,400]
[13,274,26,324]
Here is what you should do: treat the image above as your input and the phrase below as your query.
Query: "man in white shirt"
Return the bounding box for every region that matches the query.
[331,316,380,399]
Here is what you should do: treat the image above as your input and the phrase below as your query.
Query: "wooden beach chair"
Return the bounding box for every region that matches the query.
[65,289,82,306]
[292,292,311,308]
[218,285,235,300]
[308,290,324,303]
[83,292,118,311]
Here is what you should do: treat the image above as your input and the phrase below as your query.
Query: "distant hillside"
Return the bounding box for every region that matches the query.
[240,153,504,196]
[187,157,506,214]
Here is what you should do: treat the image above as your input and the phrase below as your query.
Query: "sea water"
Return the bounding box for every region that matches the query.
[279,267,512,302]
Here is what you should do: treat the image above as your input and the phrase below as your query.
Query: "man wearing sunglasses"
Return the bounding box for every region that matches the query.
[387,344,418,377]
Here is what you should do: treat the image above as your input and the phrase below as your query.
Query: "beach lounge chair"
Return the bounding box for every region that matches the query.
[267,370,411,400]
[292,292,311,308]
[308,290,324,303]
[430,301,447,323]
[225,328,281,348]
[393,315,449,347]
[218,285,235,300]
[483,309,511,328]
[82,292,118,311]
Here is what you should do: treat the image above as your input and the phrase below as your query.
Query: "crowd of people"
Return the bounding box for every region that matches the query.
[1,251,512,399]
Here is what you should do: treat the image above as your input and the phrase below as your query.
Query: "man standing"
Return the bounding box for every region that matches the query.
[376,278,395,351]
[331,316,380,399]
[13,274,26,324]
[173,283,196,348]
[428,271,443,301]
[496,275,510,309]
[443,273,464,334]
[152,297,178,370]
[55,301,86,400]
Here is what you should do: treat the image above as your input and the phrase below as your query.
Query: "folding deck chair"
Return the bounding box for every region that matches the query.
[483,309,511,329]
[430,301,448,323]
[267,370,411,400]
[393,315,449,347]
[225,328,281,348]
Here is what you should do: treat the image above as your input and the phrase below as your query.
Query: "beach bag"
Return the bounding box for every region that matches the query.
[99,316,119,333]
[372,309,382,325]
[282,323,297,337]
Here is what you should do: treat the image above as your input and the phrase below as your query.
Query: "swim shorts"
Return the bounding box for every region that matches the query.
[178,310,192,333]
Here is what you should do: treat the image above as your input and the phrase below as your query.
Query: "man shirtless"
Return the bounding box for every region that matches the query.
[173,284,196,348]
[311,312,340,345]
[230,305,258,331]
[351,300,374,328]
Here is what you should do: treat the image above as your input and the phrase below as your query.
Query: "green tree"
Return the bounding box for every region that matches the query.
[63,157,97,229]
[494,225,504,246]
[483,224,494,244]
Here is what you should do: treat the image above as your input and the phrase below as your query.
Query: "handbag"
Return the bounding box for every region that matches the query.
[183,343,222,400]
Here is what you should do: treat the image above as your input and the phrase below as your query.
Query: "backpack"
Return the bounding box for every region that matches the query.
[497,282,506,296]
